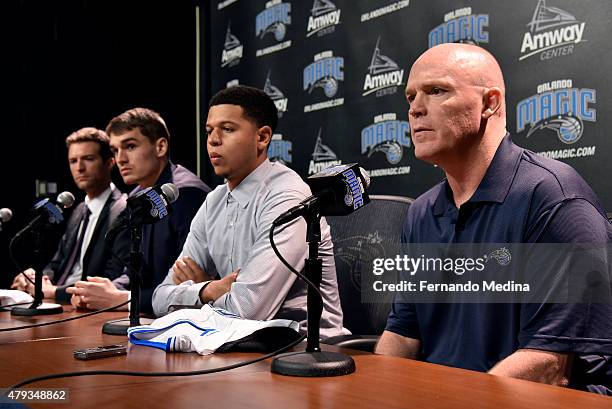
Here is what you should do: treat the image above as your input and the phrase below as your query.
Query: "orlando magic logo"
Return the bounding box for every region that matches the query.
[34,198,64,224]
[256,0,291,42]
[268,134,292,165]
[428,7,489,48]
[335,232,385,291]
[221,22,243,67]
[145,190,169,219]
[527,116,584,144]
[342,169,365,210]
[363,37,404,97]
[516,79,596,145]
[520,0,586,61]
[484,248,512,266]
[362,113,411,165]
[304,51,344,98]
[307,0,341,38]
[309,128,341,175]
[263,71,288,116]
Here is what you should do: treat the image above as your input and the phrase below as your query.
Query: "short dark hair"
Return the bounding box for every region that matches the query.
[65,127,112,161]
[105,107,171,144]
[209,85,278,132]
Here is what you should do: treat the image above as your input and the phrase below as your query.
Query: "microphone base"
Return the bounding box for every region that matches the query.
[271,351,355,377]
[102,317,154,336]
[11,302,63,316]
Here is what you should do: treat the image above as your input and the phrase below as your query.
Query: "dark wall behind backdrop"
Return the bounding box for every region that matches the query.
[2,0,200,287]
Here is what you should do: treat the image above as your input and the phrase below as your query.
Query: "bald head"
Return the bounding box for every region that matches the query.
[405,43,507,167]
[413,43,505,106]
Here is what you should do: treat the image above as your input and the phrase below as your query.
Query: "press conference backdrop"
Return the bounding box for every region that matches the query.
[201,0,612,209]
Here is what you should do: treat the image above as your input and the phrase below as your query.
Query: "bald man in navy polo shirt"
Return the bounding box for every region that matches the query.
[375,43,612,393]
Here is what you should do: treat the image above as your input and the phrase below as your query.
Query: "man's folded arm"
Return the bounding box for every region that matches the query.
[210,189,309,321]
[152,203,213,316]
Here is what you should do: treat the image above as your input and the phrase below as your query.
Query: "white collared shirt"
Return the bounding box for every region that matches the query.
[152,160,348,339]
[65,184,115,285]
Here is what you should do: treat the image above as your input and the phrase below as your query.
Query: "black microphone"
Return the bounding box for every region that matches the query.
[9,190,75,244]
[273,163,371,227]
[0,208,12,231]
[30,191,75,226]
[126,183,179,225]
[13,192,75,239]
[101,183,179,336]
[104,184,178,246]
[9,192,75,317]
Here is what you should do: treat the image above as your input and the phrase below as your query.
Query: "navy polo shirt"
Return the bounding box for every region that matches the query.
[386,134,612,392]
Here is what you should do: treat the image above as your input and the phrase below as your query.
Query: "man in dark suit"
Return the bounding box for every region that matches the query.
[67,108,210,314]
[11,127,129,303]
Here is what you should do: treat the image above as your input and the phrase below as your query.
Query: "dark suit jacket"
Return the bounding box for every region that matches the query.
[113,162,210,315]
[43,187,129,303]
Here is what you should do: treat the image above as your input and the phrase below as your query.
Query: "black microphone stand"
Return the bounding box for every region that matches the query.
[12,226,63,316]
[271,203,355,377]
[102,216,152,335]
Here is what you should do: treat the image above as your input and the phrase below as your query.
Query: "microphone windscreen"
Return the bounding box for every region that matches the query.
[0,208,12,222]
[57,191,75,208]
[359,167,371,188]
[161,183,179,204]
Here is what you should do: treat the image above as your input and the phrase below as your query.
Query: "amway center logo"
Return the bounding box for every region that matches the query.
[363,37,404,97]
[516,79,596,144]
[519,0,586,61]
[429,7,489,48]
[361,113,411,165]
[307,0,341,38]
[308,128,341,175]
[263,71,288,117]
[268,134,292,165]
[221,22,243,68]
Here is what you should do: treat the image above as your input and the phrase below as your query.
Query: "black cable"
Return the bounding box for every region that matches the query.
[268,225,323,302]
[15,271,35,286]
[8,216,44,287]
[2,215,134,332]
[8,333,307,389]
[8,232,35,287]
[5,219,319,388]
[0,299,131,332]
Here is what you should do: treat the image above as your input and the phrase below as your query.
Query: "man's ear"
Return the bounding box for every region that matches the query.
[257,126,273,154]
[155,137,169,157]
[105,157,115,172]
[482,87,503,119]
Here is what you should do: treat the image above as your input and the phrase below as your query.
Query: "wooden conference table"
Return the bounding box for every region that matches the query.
[0,307,609,409]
